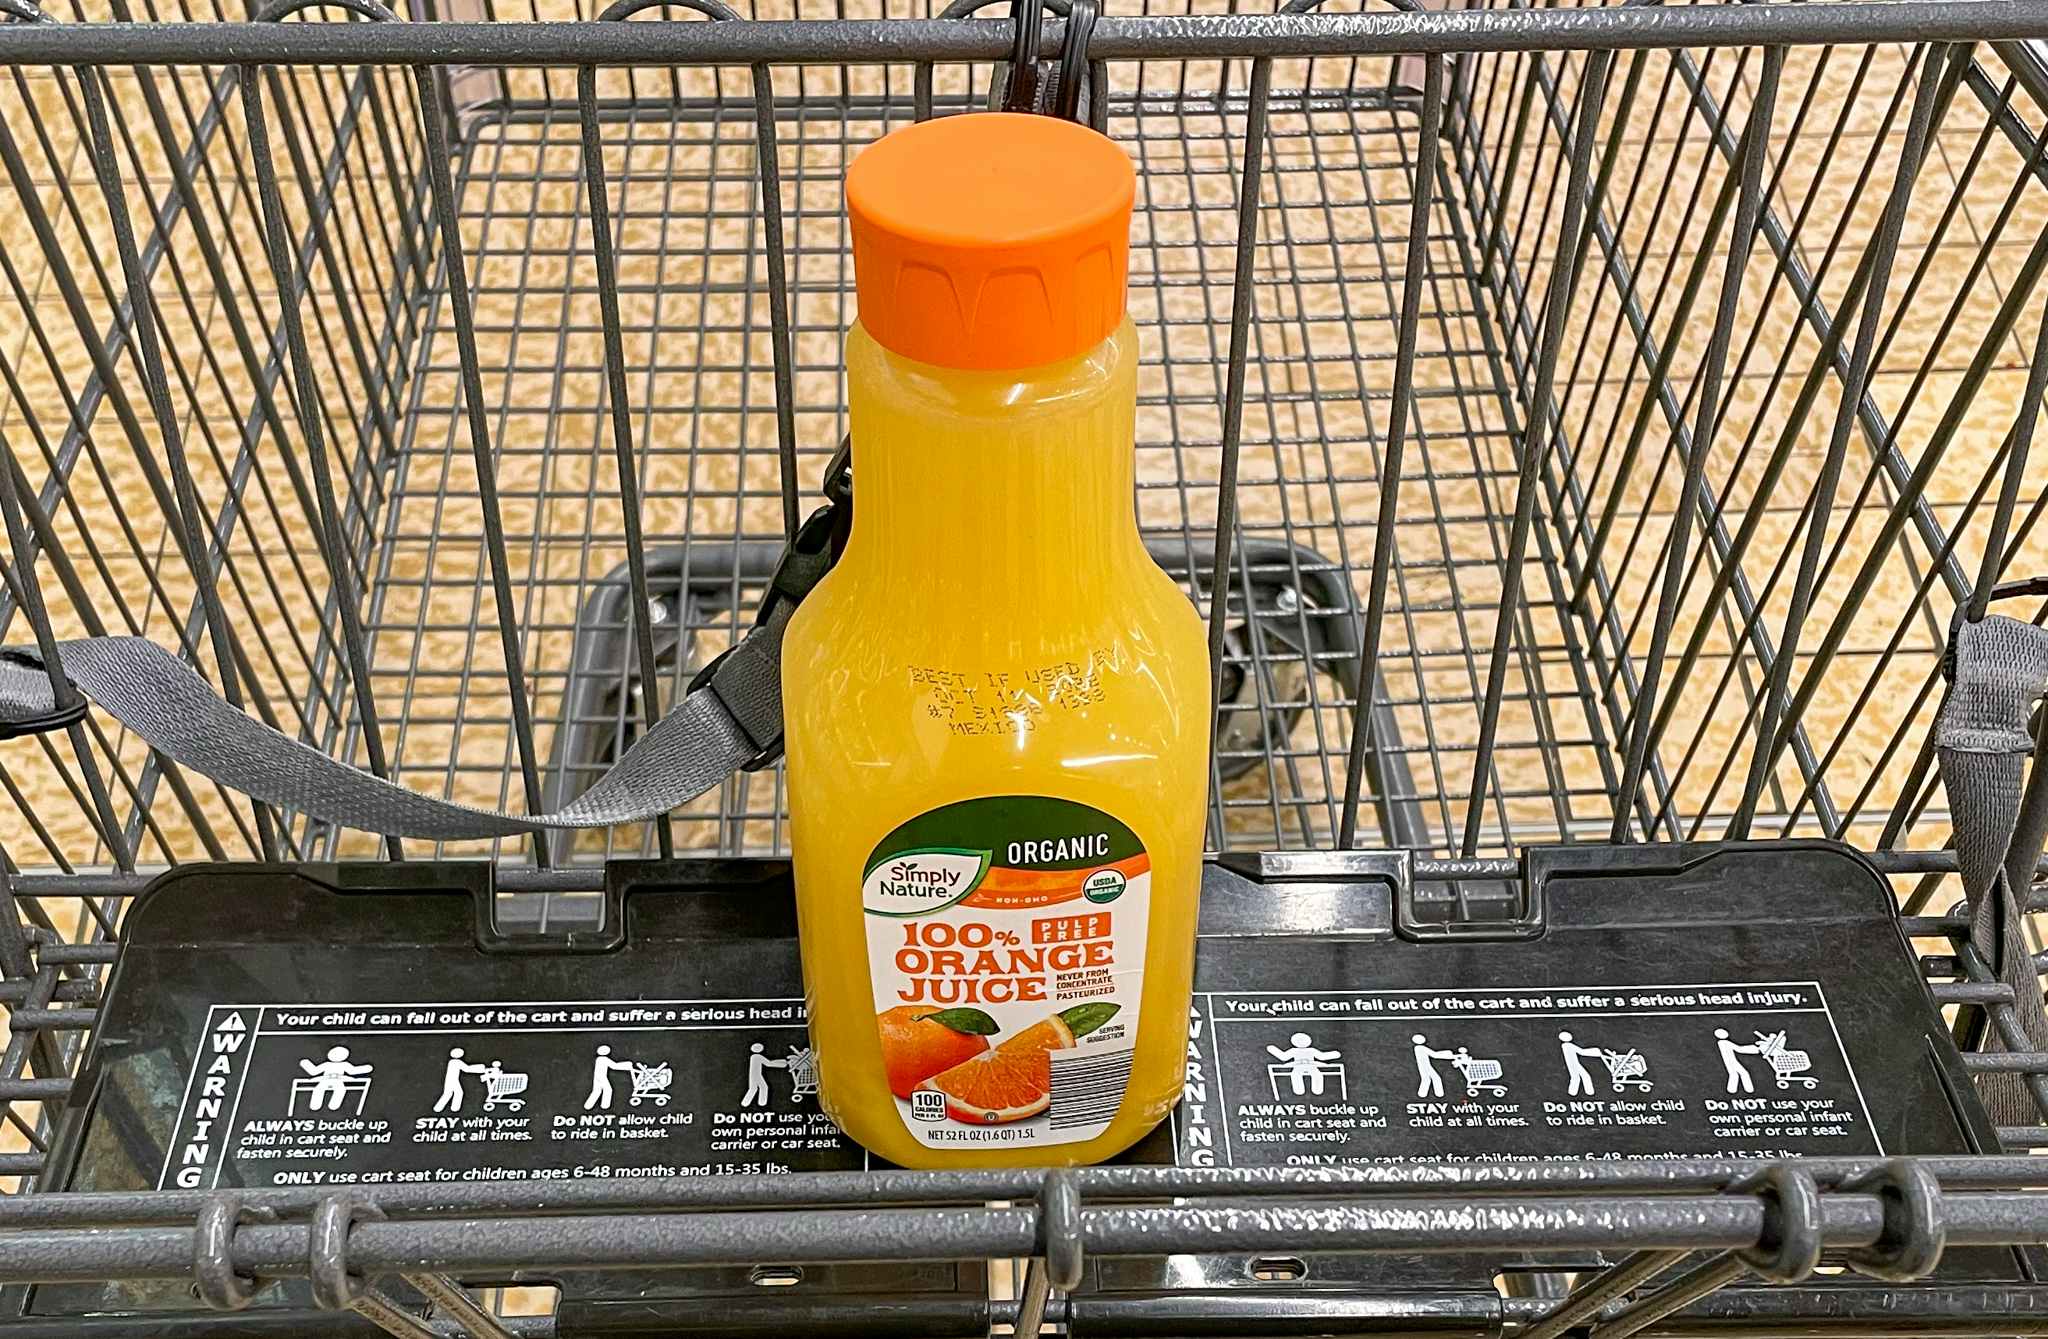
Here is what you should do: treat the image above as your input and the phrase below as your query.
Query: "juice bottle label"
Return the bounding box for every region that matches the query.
[863,795,1148,1149]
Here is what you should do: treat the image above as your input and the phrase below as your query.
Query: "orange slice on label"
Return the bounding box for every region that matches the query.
[920,1047,1052,1124]
[998,1014,1077,1057]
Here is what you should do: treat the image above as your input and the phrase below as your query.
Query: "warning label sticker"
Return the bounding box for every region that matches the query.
[1176,981,1882,1167]
[160,1000,863,1189]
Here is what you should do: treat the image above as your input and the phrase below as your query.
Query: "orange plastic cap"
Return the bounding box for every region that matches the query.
[847,112,1135,371]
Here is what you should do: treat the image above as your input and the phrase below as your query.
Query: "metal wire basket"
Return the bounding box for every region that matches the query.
[0,0,2046,1333]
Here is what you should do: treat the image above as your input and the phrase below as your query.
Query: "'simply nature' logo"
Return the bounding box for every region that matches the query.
[863,848,991,917]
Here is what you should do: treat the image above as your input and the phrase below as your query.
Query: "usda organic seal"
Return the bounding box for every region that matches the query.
[1082,868,1128,903]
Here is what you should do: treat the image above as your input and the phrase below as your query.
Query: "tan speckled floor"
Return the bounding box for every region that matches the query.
[9,39,2045,861]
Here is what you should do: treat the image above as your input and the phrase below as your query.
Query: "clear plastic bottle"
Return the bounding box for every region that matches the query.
[781,113,1210,1168]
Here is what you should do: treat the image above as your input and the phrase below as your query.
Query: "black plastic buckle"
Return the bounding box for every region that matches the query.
[820,435,853,509]
[765,440,851,618]
[996,0,1097,124]
[685,444,852,770]
[0,651,89,741]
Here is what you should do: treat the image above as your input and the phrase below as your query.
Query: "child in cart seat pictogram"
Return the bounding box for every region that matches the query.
[293,1047,374,1115]
[1267,1033,1345,1099]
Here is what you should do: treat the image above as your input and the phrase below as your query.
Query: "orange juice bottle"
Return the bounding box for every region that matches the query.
[781,113,1210,1167]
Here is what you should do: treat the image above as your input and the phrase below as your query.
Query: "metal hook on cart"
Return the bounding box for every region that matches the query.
[309,1193,385,1311]
[310,1194,518,1339]
[1001,0,1102,125]
[250,0,399,21]
[1014,1169,1084,1339]
[1841,1160,1948,1282]
[592,0,742,23]
[1041,1167,1085,1291]
[193,1194,275,1312]
[1733,1163,1823,1284]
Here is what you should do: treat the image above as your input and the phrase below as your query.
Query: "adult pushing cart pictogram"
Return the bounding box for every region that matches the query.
[586,1045,661,1110]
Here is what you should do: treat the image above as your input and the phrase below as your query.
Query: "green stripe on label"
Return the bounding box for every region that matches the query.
[864,796,1144,876]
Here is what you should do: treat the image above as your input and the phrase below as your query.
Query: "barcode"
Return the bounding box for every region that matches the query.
[1048,1048,1132,1130]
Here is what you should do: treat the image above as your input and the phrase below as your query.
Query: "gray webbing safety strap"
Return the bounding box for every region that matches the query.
[1936,613,2048,1130]
[0,498,843,842]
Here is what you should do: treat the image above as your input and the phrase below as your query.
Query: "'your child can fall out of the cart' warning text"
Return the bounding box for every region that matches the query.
[158,1000,867,1190]
[160,978,1883,1187]
[1176,980,1881,1168]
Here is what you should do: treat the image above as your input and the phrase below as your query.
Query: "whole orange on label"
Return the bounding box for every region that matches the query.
[876,1005,993,1099]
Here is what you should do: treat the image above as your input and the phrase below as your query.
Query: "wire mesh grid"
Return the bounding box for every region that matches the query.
[276,43,2048,866]
[0,13,2043,876]
[1,0,2047,1330]
[362,84,1557,864]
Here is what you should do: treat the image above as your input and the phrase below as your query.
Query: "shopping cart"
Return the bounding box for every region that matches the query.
[0,0,2046,1334]
[787,1047,819,1101]
[481,1068,528,1112]
[628,1063,673,1108]
[1756,1032,1820,1091]
[1450,1050,1506,1098]
[1602,1049,1654,1094]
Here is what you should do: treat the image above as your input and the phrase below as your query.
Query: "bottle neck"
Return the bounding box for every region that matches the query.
[849,428,1136,581]
[841,322,1140,599]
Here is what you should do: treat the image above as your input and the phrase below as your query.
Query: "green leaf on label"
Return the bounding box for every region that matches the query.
[918,1007,1000,1036]
[1059,1002,1122,1038]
